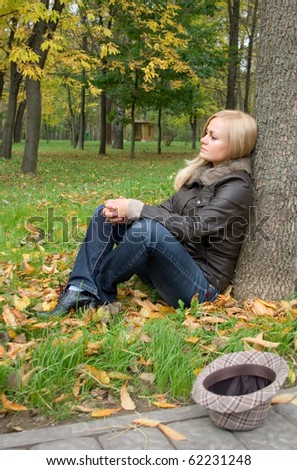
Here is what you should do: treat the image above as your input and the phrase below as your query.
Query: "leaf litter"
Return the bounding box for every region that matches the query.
[1,246,297,435]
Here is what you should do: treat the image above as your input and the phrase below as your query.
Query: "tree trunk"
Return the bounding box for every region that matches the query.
[67,85,78,148]
[244,0,259,113]
[234,0,297,300]
[99,90,106,155]
[130,100,136,159]
[190,113,197,150]
[106,97,112,145]
[1,63,22,159]
[112,106,124,149]
[20,0,64,173]
[157,108,162,155]
[226,0,240,109]
[79,82,86,150]
[21,78,41,174]
[14,100,26,142]
[0,71,5,140]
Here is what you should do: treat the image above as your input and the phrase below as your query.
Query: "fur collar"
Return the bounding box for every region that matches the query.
[188,157,252,187]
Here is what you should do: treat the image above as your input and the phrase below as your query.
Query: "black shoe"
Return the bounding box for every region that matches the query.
[37,289,100,317]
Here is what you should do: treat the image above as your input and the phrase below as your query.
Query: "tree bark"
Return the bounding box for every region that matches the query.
[1,63,22,159]
[21,79,41,174]
[234,0,297,300]
[130,100,136,159]
[190,113,197,150]
[244,0,259,113]
[112,106,124,149]
[226,0,240,109]
[21,0,64,174]
[79,82,86,150]
[99,90,107,155]
[14,99,26,142]
[106,97,112,145]
[157,108,162,155]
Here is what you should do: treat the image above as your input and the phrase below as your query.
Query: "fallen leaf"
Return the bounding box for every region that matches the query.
[83,365,110,385]
[74,405,94,413]
[287,369,296,384]
[132,418,161,427]
[2,305,19,327]
[120,382,136,410]
[184,336,199,344]
[1,393,27,411]
[140,372,155,384]
[271,393,295,404]
[242,333,280,350]
[14,295,31,311]
[54,394,69,403]
[108,372,133,381]
[91,407,121,418]
[158,423,187,441]
[152,401,180,409]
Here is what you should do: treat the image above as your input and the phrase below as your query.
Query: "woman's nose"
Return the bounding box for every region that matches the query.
[201,134,208,144]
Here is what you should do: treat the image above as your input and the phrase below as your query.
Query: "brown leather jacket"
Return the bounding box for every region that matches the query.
[140,158,252,292]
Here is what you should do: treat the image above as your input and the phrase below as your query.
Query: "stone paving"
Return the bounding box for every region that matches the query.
[1,388,297,450]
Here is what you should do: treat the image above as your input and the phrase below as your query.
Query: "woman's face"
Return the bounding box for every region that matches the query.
[199,117,230,165]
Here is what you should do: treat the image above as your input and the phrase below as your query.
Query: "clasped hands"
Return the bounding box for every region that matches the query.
[102,197,131,224]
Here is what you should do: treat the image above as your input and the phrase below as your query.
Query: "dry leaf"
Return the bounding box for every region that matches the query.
[2,305,19,327]
[91,407,121,418]
[287,369,296,384]
[83,365,110,385]
[132,418,161,427]
[152,401,180,409]
[72,378,82,398]
[108,372,133,381]
[140,372,155,383]
[120,382,136,410]
[74,405,94,413]
[1,393,27,411]
[271,393,295,404]
[243,333,280,350]
[54,394,69,403]
[184,336,199,344]
[158,423,187,441]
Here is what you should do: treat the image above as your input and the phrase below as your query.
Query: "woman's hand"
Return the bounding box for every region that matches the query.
[102,198,131,224]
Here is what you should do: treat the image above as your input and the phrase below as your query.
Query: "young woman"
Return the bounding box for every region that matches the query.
[39,110,257,317]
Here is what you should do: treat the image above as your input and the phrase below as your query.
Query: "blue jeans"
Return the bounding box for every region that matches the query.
[67,205,218,308]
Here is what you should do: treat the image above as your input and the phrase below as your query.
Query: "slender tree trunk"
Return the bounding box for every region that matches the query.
[190,113,197,150]
[1,63,22,159]
[67,86,78,148]
[99,90,106,155]
[130,100,136,159]
[14,100,26,142]
[79,81,86,150]
[234,0,297,300]
[157,109,162,155]
[106,97,112,145]
[0,71,5,140]
[129,71,139,159]
[226,0,240,109]
[112,106,124,149]
[244,0,259,113]
[21,78,41,174]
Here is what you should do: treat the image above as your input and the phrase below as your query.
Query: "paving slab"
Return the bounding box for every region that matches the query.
[1,390,297,450]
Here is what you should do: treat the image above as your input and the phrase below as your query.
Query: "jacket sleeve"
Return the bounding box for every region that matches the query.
[140,176,252,243]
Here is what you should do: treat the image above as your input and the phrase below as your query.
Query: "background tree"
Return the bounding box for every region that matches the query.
[234,0,297,300]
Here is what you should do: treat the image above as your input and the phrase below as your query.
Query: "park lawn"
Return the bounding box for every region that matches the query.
[0,141,297,424]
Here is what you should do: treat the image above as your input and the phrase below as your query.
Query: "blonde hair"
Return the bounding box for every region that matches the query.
[174,110,258,191]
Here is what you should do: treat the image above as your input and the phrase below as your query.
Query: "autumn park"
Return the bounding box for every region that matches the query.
[0,0,296,436]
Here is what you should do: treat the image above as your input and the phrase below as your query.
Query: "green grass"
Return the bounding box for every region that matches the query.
[0,140,296,422]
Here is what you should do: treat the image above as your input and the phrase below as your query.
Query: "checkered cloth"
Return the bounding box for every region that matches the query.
[191,351,288,431]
